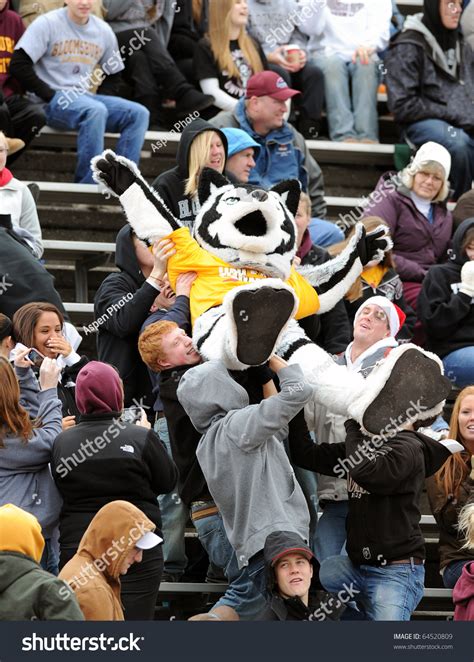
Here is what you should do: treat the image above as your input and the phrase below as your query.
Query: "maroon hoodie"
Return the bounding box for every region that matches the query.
[0,0,25,97]
[453,561,474,621]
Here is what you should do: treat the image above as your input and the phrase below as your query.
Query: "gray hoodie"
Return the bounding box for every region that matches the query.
[177,361,312,568]
[0,367,63,538]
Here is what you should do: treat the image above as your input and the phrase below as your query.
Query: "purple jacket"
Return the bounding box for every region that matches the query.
[361,173,452,282]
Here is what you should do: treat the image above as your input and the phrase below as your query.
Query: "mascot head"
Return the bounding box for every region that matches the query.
[194,168,301,279]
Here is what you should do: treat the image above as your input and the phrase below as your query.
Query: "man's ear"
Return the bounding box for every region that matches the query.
[198,167,231,205]
[270,180,302,217]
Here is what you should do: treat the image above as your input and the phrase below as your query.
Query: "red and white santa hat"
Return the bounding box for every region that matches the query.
[354,296,406,338]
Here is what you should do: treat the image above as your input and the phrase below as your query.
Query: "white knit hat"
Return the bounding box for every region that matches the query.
[354,296,406,337]
[410,141,452,179]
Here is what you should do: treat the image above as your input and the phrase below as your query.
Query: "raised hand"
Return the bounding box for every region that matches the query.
[91,150,137,196]
[357,224,393,266]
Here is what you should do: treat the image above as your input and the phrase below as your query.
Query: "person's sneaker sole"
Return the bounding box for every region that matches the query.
[232,287,295,365]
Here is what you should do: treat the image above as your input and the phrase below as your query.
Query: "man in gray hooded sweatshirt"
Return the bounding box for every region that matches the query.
[177,354,312,594]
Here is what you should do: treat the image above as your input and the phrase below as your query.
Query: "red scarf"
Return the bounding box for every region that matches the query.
[296,229,313,260]
[0,168,13,187]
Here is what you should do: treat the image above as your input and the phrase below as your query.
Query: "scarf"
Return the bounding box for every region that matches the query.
[296,229,313,260]
[0,168,13,186]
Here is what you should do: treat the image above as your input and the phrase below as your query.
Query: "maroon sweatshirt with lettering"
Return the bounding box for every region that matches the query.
[0,0,25,97]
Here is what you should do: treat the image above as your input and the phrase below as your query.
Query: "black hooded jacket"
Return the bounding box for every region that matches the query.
[258,531,344,621]
[289,411,455,566]
[418,217,474,358]
[94,226,158,411]
[151,118,228,230]
[385,8,474,131]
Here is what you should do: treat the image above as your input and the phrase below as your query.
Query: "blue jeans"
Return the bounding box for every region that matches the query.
[314,54,379,141]
[40,538,59,576]
[155,417,189,577]
[45,91,149,183]
[443,559,473,588]
[192,509,266,620]
[405,119,474,200]
[442,347,474,387]
[315,500,348,563]
[309,218,344,248]
[320,555,425,620]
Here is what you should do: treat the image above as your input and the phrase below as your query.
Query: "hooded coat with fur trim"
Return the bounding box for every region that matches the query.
[59,501,156,620]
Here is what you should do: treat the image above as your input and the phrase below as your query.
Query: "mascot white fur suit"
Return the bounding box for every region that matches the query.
[91,150,451,435]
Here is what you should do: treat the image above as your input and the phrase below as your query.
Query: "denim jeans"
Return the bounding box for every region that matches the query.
[313,54,379,142]
[192,509,266,620]
[155,417,189,578]
[315,500,349,563]
[40,538,59,576]
[442,347,474,388]
[404,119,474,200]
[45,91,149,183]
[320,555,425,620]
[443,559,473,588]
[309,218,344,248]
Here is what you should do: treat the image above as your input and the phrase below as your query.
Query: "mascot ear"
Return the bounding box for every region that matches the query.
[270,180,301,217]
[198,167,231,205]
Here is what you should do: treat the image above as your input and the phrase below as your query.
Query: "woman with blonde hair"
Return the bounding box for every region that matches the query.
[361,141,453,322]
[426,386,474,589]
[328,216,416,340]
[0,349,62,574]
[152,118,227,230]
[194,0,266,111]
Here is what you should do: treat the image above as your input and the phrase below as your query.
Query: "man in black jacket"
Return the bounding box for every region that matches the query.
[289,346,463,620]
[94,226,174,418]
[385,0,474,200]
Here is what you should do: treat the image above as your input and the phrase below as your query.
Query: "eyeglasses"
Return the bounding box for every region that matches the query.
[417,170,443,183]
[359,307,388,323]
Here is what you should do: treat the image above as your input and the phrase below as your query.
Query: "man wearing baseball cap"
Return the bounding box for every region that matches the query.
[212,71,344,248]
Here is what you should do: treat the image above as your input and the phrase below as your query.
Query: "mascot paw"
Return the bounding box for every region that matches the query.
[91,149,137,197]
[357,224,393,266]
[232,286,295,365]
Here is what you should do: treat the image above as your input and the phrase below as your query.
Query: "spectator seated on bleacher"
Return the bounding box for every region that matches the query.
[102,0,214,129]
[211,71,343,248]
[328,216,416,342]
[418,218,474,387]
[361,141,453,330]
[152,118,228,230]
[221,127,259,184]
[301,0,392,144]
[0,130,43,257]
[0,504,83,620]
[288,344,461,620]
[9,0,149,183]
[385,0,474,201]
[246,0,325,139]
[0,0,46,160]
[13,302,89,427]
[51,361,178,620]
[59,500,162,621]
[426,386,474,590]
[0,350,63,575]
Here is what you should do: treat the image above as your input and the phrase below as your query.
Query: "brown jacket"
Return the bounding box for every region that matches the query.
[426,459,474,570]
[59,500,156,621]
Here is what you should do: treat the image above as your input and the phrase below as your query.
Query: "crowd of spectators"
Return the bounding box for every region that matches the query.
[1,0,474,625]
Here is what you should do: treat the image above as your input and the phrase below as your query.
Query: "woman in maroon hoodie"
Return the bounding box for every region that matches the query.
[362,141,453,322]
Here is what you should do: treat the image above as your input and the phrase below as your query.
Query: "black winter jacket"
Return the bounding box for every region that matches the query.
[94,225,158,411]
[418,218,474,357]
[51,412,178,557]
[386,15,474,131]
[152,118,228,230]
[289,412,453,566]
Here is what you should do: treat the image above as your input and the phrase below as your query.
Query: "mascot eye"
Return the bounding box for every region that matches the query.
[225,197,240,205]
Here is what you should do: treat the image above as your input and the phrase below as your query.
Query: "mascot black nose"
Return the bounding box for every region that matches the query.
[251,189,268,202]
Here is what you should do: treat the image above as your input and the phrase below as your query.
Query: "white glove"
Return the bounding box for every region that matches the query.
[459,261,474,298]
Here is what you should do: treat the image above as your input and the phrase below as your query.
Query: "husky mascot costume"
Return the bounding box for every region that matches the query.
[91,150,450,436]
